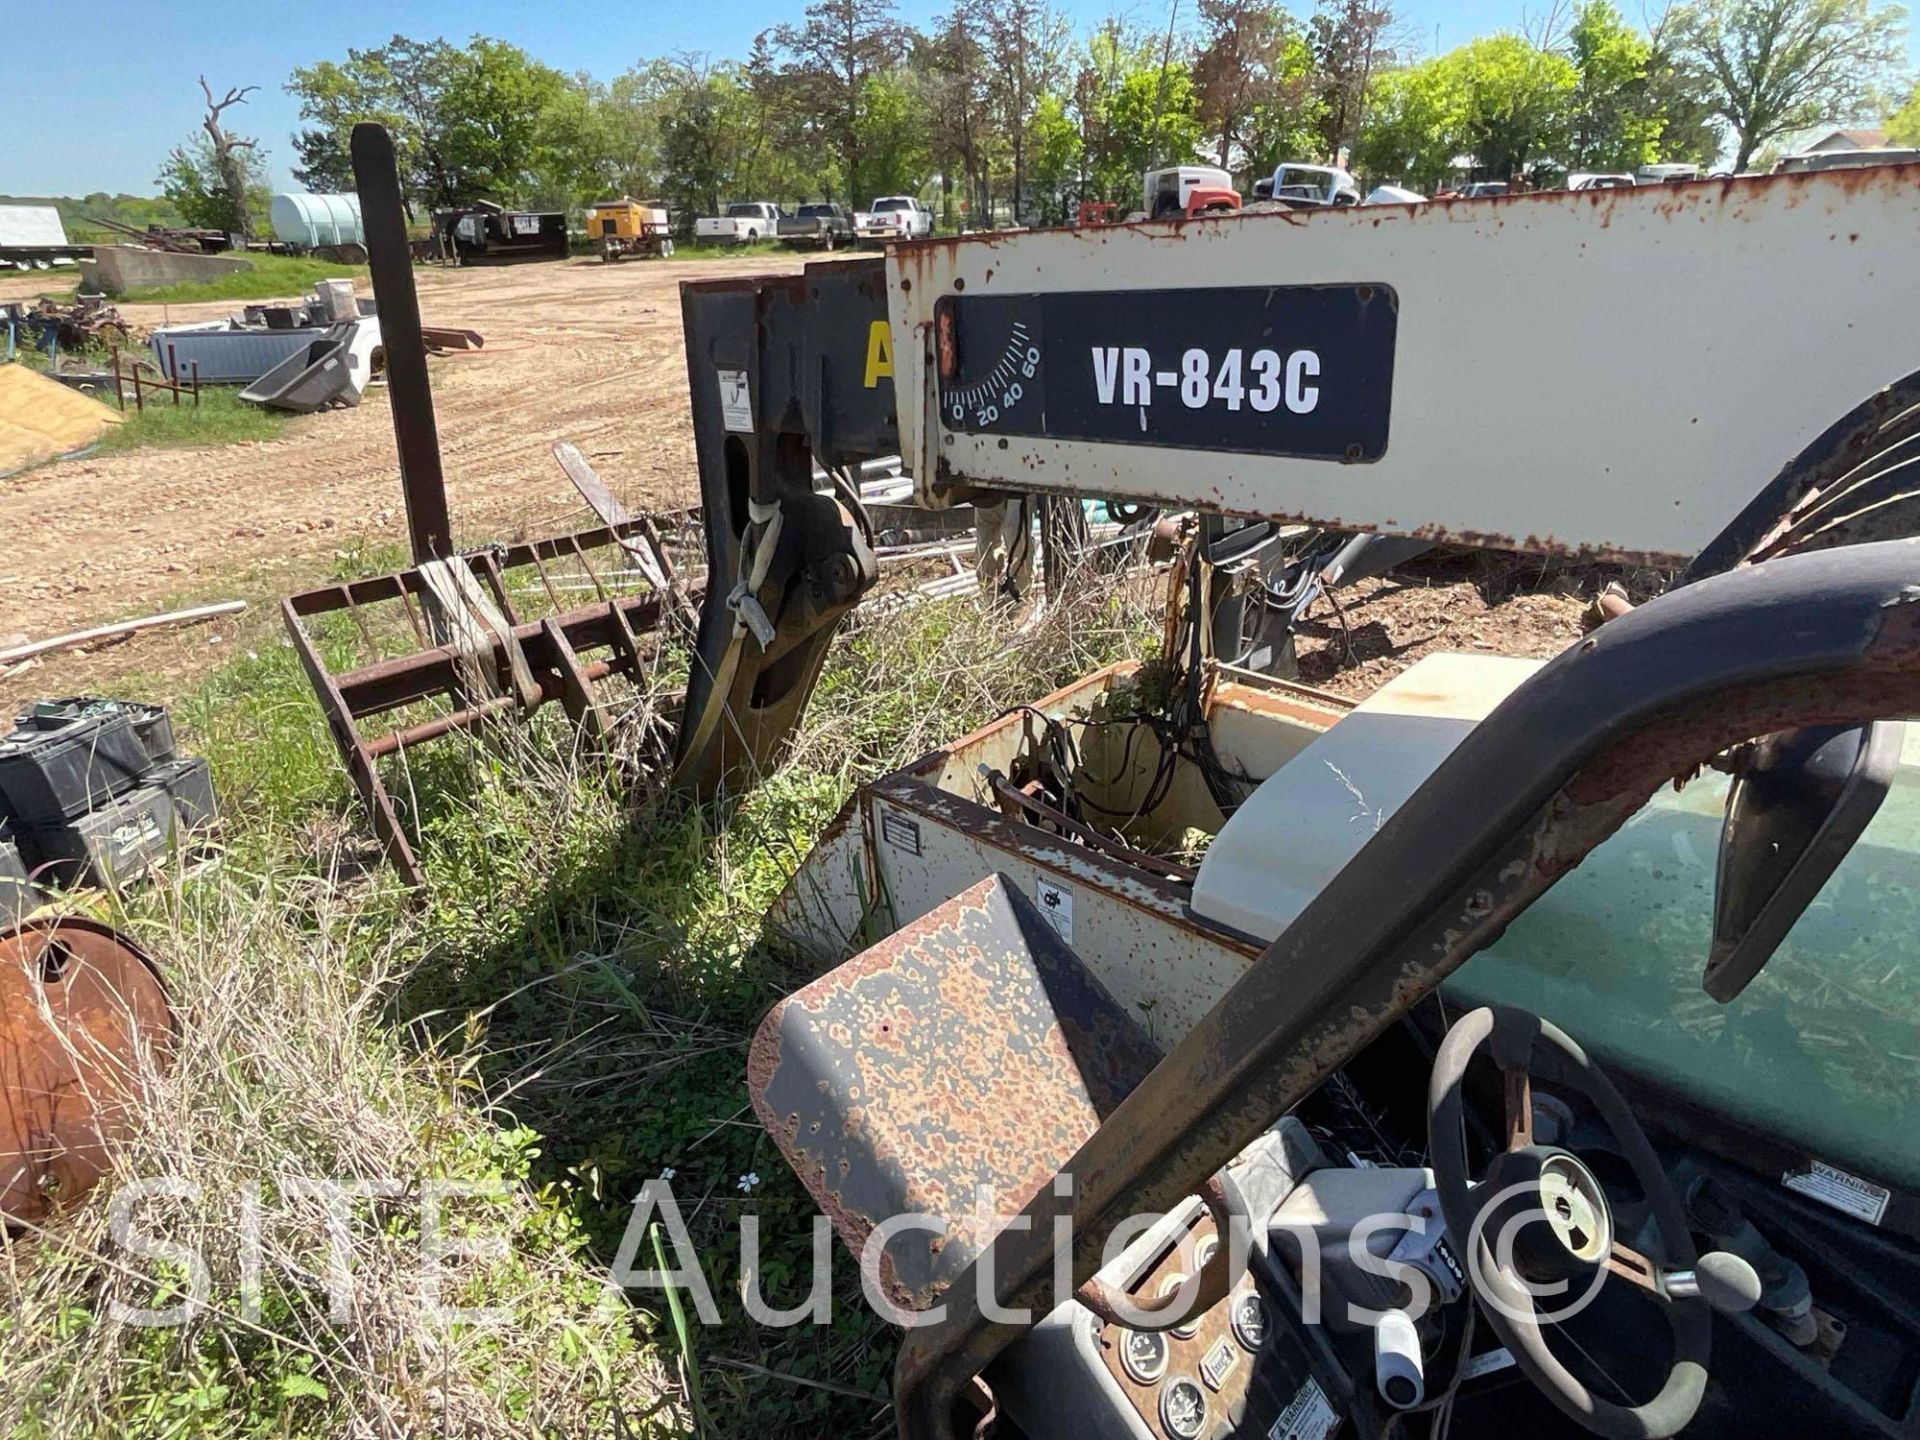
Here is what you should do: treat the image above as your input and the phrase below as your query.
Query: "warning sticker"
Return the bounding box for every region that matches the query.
[880,810,922,856]
[1269,1375,1340,1440]
[1782,1159,1890,1226]
[1035,877,1073,944]
[718,369,753,432]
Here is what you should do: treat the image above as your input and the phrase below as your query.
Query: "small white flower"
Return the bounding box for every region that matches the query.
[658,1167,676,1181]
[737,1172,760,1193]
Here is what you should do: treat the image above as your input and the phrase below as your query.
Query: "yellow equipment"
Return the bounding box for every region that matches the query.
[585,197,673,261]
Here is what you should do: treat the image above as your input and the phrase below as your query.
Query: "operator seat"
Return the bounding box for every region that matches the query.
[1192,652,1543,941]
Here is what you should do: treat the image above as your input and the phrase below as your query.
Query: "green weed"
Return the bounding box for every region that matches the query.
[94,385,290,453]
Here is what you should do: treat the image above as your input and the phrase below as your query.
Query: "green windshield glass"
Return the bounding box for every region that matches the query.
[1449,728,1920,1193]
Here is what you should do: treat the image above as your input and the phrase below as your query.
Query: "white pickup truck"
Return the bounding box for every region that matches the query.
[693,202,782,245]
[860,196,933,239]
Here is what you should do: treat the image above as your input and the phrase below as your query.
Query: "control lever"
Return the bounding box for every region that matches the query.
[1664,1252,1762,1314]
[1374,1308,1425,1408]
[1076,1176,1237,1334]
[1684,1174,1817,1343]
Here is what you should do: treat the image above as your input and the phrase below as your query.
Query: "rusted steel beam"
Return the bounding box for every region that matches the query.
[352,123,452,564]
[362,696,517,757]
[285,520,670,619]
[890,538,1920,1439]
[331,592,667,719]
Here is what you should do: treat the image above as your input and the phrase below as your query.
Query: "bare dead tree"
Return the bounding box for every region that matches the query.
[199,77,261,239]
[1520,0,1575,51]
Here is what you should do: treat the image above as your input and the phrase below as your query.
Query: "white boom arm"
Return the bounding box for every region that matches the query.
[888,166,1920,564]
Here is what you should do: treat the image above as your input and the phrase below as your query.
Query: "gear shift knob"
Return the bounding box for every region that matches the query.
[1667,1251,1762,1313]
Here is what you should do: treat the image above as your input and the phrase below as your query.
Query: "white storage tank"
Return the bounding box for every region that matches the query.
[270,193,364,249]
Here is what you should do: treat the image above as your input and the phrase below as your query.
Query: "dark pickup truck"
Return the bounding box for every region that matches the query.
[776,203,854,250]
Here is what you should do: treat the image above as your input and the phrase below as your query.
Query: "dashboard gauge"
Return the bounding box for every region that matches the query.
[1120,1327,1170,1385]
[935,297,1044,433]
[1159,1273,1202,1339]
[1231,1291,1268,1352]
[1195,1234,1220,1270]
[1160,1376,1208,1439]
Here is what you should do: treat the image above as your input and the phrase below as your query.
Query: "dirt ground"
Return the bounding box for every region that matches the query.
[1290,552,1608,699]
[0,253,1617,710]
[0,255,799,705]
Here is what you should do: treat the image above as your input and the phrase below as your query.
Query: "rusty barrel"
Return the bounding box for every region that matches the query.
[0,917,174,1227]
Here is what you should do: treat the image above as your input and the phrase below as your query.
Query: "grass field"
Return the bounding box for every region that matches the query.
[96,386,289,452]
[667,239,787,261]
[117,252,370,305]
[0,566,1152,1438]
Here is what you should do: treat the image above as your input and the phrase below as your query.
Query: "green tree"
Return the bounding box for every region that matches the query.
[157,134,269,234]
[1355,36,1577,187]
[438,38,569,201]
[765,0,908,202]
[1671,0,1907,171]
[1640,7,1728,165]
[527,73,618,210]
[1193,0,1324,173]
[1353,59,1469,187]
[1025,92,1084,220]
[1565,0,1664,168]
[854,71,932,198]
[156,79,269,236]
[655,60,755,219]
[1312,0,1399,159]
[980,0,1072,221]
[920,10,995,223]
[1456,36,1578,179]
[289,129,353,191]
[1087,58,1207,203]
[1890,81,1920,144]
[287,36,462,206]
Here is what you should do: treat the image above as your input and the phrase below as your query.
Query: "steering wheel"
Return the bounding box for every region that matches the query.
[1428,1007,1712,1439]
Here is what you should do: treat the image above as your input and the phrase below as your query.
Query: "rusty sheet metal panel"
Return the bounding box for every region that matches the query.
[748,873,1160,1313]
[866,777,1262,1043]
[1,917,174,1225]
[764,667,1341,974]
[889,167,1920,563]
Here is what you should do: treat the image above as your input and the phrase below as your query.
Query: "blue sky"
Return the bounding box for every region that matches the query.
[4,0,1913,195]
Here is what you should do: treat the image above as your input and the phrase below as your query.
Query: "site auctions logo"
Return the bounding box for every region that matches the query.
[93,1173,1611,1332]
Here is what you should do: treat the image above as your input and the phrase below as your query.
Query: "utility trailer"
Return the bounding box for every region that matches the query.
[666,164,1920,1440]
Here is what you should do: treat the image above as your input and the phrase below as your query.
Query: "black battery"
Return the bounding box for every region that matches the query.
[24,781,179,889]
[0,710,152,826]
[155,756,218,833]
[18,697,176,767]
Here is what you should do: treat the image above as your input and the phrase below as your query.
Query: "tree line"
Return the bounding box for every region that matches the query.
[162,0,1914,237]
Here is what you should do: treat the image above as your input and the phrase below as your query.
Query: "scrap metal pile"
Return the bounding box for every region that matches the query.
[2,296,135,354]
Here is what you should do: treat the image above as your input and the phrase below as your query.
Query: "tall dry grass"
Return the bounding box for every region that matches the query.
[0,562,1156,1439]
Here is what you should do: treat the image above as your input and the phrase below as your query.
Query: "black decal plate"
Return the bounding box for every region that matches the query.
[936,285,1395,461]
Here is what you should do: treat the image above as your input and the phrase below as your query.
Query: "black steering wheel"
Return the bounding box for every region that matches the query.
[1428,1007,1712,1439]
